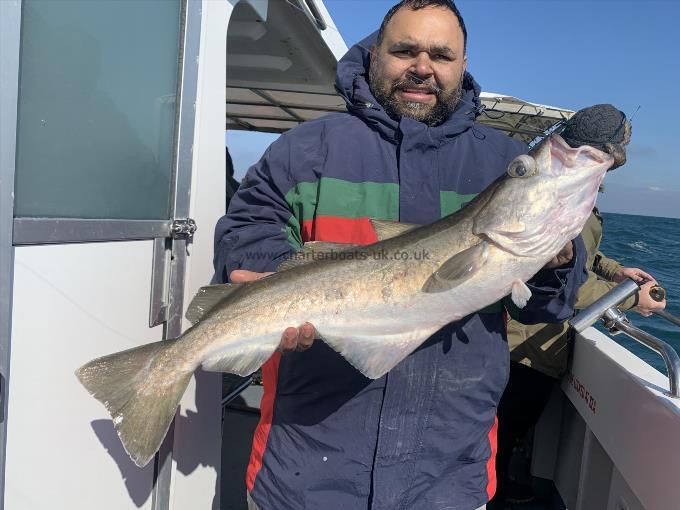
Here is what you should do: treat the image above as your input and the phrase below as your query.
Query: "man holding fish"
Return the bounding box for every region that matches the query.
[212,1,590,509]
[77,1,627,508]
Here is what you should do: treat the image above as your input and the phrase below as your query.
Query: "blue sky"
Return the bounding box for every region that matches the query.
[228,0,679,218]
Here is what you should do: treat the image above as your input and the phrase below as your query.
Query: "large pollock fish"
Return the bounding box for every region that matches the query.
[76,134,612,467]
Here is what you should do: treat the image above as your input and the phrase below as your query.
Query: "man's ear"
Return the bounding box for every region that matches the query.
[462,55,468,73]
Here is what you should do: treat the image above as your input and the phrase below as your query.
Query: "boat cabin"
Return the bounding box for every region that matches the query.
[1,1,678,509]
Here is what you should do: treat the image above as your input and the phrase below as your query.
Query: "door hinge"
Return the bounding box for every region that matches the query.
[170,218,197,240]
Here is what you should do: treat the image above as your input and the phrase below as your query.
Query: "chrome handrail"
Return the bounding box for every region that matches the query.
[568,279,680,398]
[569,279,639,333]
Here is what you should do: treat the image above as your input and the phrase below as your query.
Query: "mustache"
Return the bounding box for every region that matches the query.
[392,73,442,96]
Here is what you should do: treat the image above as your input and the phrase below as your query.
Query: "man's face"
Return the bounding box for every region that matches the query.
[369,6,467,126]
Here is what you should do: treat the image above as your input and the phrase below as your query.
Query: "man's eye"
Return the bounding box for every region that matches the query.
[433,54,452,62]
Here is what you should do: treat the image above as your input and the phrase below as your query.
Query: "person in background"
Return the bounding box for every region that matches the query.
[494,105,667,505]
[225,146,240,212]
[212,2,587,509]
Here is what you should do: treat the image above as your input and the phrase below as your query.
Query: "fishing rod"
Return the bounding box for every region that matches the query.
[650,286,680,328]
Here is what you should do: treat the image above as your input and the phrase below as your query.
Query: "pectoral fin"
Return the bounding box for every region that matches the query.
[511,279,532,308]
[422,241,489,293]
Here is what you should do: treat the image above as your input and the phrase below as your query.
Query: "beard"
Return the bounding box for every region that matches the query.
[368,55,464,127]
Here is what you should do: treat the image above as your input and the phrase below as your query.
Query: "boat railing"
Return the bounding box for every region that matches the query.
[569,278,680,398]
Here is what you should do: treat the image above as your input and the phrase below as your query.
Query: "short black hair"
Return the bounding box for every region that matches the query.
[376,0,467,51]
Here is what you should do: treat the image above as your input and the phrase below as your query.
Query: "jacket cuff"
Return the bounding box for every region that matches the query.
[527,236,585,297]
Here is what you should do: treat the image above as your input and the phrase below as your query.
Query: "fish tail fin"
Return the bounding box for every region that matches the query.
[75,338,193,467]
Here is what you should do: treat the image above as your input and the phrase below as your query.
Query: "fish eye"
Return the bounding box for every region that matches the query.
[507,155,537,178]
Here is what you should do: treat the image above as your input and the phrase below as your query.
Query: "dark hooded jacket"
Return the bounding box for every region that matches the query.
[213,34,586,510]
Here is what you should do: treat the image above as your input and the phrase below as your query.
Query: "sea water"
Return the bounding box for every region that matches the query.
[598,212,680,373]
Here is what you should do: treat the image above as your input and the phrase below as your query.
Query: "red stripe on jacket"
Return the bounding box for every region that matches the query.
[301,216,378,244]
[248,216,376,492]
[485,416,499,499]
[487,311,509,498]
[246,352,281,493]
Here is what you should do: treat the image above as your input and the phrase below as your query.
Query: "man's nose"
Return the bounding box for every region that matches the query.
[410,52,434,79]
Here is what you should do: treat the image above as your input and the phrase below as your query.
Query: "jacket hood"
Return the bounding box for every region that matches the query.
[335,31,482,144]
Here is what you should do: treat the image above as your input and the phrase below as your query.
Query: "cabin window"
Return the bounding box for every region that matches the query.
[13,0,182,220]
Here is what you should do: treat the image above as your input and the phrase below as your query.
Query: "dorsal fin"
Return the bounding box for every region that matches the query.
[186,284,241,324]
[369,219,419,241]
[278,241,359,271]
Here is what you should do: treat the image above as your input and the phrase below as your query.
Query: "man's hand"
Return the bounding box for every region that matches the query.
[229,269,317,353]
[604,267,664,316]
[544,241,574,269]
[635,280,666,317]
[229,269,274,282]
[612,266,654,284]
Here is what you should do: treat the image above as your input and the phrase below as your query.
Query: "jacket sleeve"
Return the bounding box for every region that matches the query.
[592,250,623,281]
[507,235,589,324]
[212,137,301,284]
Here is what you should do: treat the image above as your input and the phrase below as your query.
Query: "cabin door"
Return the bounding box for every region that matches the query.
[0,2,215,510]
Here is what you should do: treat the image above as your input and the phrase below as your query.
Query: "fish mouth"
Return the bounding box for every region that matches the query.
[548,134,611,214]
[549,134,613,174]
[473,134,614,260]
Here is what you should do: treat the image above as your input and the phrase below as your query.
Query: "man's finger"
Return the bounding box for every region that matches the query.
[640,281,659,291]
[297,322,316,350]
[279,327,299,353]
[628,269,654,283]
[230,269,274,283]
[277,323,317,353]
[636,270,654,281]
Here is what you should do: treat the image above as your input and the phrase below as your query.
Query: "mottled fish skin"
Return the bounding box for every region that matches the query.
[75,134,613,467]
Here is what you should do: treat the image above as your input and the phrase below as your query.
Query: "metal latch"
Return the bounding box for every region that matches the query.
[171,218,197,240]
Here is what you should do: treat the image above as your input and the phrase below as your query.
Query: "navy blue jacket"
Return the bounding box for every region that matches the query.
[214,33,587,510]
